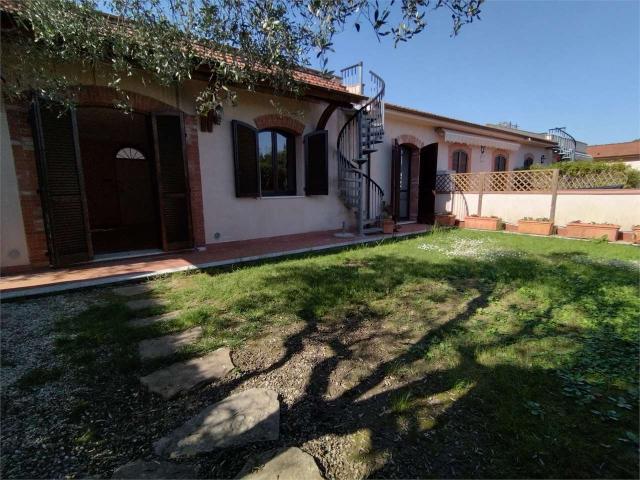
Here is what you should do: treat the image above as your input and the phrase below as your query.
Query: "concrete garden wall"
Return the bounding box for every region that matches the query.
[436,190,640,231]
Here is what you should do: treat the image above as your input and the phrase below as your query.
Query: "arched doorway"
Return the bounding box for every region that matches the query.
[31,94,194,266]
[76,107,161,254]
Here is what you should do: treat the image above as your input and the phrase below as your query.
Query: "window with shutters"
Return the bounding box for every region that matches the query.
[494,154,507,172]
[257,129,296,196]
[452,150,468,173]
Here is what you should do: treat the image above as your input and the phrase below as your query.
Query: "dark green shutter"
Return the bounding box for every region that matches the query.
[231,120,260,197]
[31,100,92,266]
[304,130,329,195]
[152,113,192,250]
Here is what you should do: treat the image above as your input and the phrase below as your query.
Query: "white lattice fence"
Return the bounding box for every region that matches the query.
[559,171,627,190]
[436,169,627,193]
[484,170,554,192]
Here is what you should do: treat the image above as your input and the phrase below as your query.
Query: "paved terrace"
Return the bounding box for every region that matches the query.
[0,224,428,300]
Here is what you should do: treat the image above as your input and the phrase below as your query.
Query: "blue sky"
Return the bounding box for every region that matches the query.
[321,0,640,145]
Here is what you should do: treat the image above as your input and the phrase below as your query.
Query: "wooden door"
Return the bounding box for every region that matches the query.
[418,143,439,224]
[31,100,92,266]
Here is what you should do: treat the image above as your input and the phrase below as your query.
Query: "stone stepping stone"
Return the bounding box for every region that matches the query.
[154,388,279,458]
[236,447,324,480]
[112,459,195,479]
[128,311,181,328]
[126,298,169,312]
[140,347,234,399]
[138,327,203,360]
[113,284,153,297]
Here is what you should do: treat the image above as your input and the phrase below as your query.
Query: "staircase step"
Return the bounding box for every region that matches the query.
[128,311,181,328]
[140,347,234,398]
[138,326,203,360]
[153,388,280,458]
[236,447,324,480]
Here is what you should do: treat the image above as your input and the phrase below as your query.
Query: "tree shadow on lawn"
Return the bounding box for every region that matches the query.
[49,242,639,479]
[200,249,639,479]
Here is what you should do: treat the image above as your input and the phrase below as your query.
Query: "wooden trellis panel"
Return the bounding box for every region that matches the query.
[559,171,627,190]
[436,169,626,193]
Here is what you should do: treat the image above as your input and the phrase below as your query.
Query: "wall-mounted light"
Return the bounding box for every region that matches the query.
[540,154,546,164]
[481,146,485,154]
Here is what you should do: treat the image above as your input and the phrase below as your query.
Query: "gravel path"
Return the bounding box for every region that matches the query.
[1,288,456,479]
[1,291,106,478]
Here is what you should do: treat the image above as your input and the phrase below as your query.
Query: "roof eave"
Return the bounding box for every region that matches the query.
[386,103,557,147]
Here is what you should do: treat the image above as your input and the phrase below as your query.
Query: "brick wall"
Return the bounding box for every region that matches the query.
[184,115,205,247]
[5,103,49,267]
[254,114,305,136]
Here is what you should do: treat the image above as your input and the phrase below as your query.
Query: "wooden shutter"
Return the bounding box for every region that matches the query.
[231,120,260,197]
[304,130,329,195]
[391,141,401,219]
[31,100,92,266]
[152,113,192,251]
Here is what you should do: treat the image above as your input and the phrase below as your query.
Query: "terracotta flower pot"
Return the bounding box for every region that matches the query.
[434,214,456,227]
[382,219,395,234]
[463,216,502,231]
[565,222,620,242]
[518,220,554,236]
[632,226,640,245]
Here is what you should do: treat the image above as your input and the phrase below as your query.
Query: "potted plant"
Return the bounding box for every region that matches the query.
[381,203,395,234]
[518,217,554,236]
[632,225,640,244]
[463,215,502,231]
[565,221,620,242]
[434,211,456,227]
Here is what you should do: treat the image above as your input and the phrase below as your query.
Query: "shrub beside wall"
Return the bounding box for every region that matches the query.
[529,161,640,189]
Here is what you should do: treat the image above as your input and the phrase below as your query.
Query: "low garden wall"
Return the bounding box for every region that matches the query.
[436,190,640,231]
[434,169,640,232]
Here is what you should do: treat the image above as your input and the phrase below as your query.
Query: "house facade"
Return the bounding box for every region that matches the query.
[586,140,640,170]
[1,61,563,272]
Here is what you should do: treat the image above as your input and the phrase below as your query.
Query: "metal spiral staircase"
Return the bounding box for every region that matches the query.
[547,127,577,161]
[337,63,386,234]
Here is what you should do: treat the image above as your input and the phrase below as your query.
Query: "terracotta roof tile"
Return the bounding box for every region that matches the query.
[586,140,640,159]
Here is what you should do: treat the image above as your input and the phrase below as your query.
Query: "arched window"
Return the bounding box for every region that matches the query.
[524,156,534,169]
[494,155,507,172]
[258,129,296,195]
[452,150,468,173]
[116,147,145,160]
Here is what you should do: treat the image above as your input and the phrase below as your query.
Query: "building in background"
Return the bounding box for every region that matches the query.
[586,140,640,170]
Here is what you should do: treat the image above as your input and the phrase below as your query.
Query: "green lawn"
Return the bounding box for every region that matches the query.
[53,229,639,478]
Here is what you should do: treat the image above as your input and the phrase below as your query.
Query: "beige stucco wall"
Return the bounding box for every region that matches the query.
[196,89,354,244]
[436,191,640,230]
[379,109,552,182]
[554,192,640,230]
[0,100,30,268]
[435,192,479,219]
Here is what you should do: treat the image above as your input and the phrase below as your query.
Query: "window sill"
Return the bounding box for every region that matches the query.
[259,195,305,199]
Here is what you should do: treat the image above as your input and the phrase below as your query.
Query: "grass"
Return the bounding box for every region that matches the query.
[54,229,639,478]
